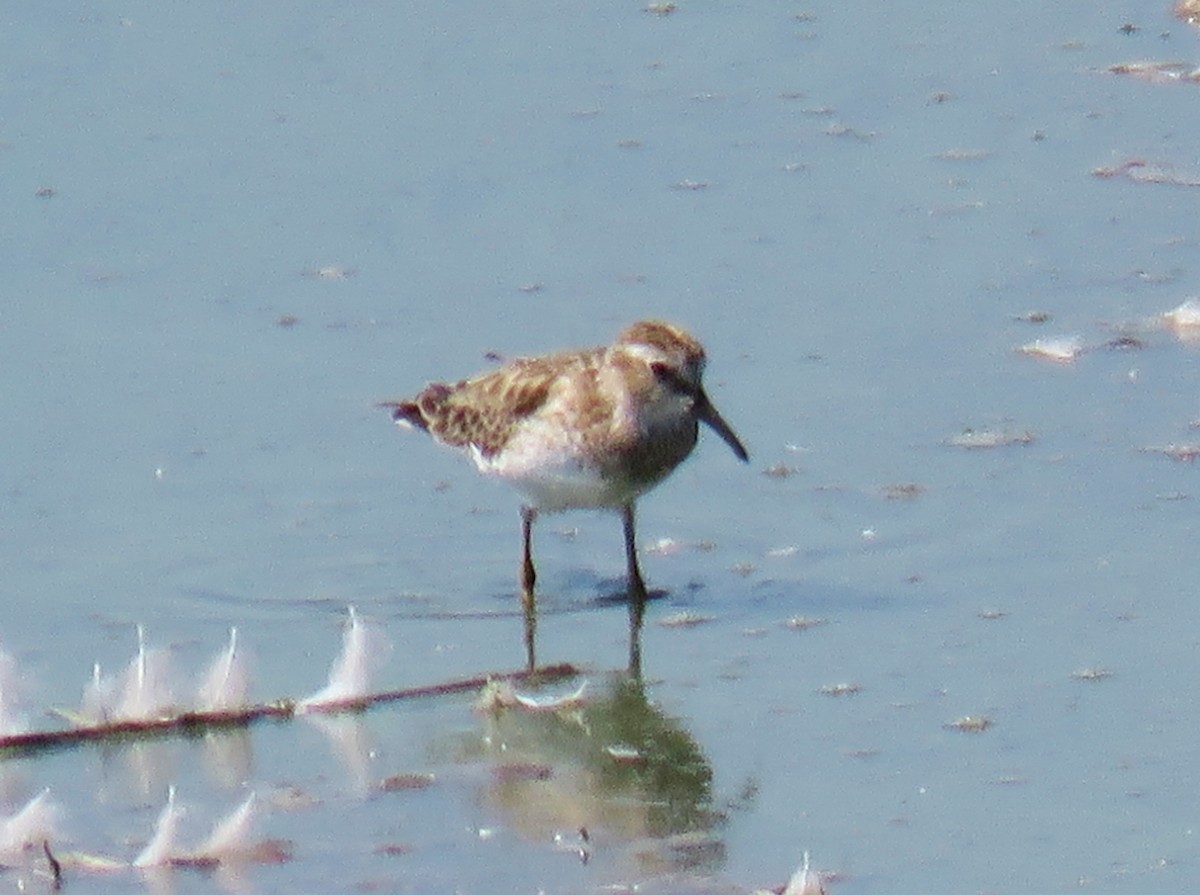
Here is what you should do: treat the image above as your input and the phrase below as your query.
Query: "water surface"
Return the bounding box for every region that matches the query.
[4,1,1200,891]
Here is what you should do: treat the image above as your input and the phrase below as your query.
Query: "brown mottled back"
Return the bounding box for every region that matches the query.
[386,348,602,458]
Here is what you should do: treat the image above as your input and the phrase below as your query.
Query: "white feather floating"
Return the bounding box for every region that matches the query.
[1164,297,1200,334]
[80,662,118,725]
[0,789,60,860]
[133,786,183,868]
[193,792,258,861]
[0,648,29,735]
[196,627,251,711]
[1018,334,1084,363]
[116,626,175,721]
[298,607,391,712]
[782,851,825,895]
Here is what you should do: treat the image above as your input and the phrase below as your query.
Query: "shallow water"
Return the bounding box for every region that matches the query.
[5,0,1200,891]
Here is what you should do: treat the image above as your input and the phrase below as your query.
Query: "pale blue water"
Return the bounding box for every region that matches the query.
[4,0,1200,891]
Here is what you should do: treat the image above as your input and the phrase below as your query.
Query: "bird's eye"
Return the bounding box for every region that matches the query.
[650,362,692,394]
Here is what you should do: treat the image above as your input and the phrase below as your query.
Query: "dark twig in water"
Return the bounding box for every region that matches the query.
[0,663,579,756]
[43,839,62,889]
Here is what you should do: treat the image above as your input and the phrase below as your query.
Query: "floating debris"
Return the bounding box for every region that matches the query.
[553,827,591,864]
[658,611,715,628]
[978,609,1008,620]
[1162,297,1200,337]
[1072,667,1114,681]
[1101,333,1145,351]
[763,463,801,479]
[1141,443,1200,462]
[782,616,826,631]
[492,762,553,783]
[946,428,1036,449]
[819,683,861,697]
[474,678,589,714]
[670,179,710,191]
[605,744,644,764]
[823,122,877,141]
[1093,159,1200,187]
[476,679,519,712]
[644,537,686,556]
[375,842,413,857]
[645,2,677,14]
[929,200,986,217]
[766,545,801,558]
[12,614,579,753]
[945,715,993,733]
[880,482,924,500]
[377,773,436,793]
[302,264,355,280]
[1013,310,1053,324]
[934,148,991,161]
[1108,61,1200,84]
[43,839,62,887]
[1018,335,1084,363]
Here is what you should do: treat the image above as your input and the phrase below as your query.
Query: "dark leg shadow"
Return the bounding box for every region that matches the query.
[627,600,643,679]
[593,586,669,607]
[522,592,537,673]
[623,504,646,680]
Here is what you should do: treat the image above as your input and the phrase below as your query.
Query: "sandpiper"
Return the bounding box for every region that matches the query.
[381,319,748,670]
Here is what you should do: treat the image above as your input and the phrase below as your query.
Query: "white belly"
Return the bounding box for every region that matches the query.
[472,442,644,511]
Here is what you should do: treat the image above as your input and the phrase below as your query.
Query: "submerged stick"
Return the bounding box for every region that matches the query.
[43,839,62,890]
[0,663,579,756]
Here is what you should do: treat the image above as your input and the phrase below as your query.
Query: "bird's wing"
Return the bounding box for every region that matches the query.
[416,350,595,457]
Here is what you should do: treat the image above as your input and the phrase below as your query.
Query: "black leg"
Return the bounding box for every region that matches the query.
[622,503,647,675]
[521,505,538,595]
[521,506,538,672]
[622,503,647,606]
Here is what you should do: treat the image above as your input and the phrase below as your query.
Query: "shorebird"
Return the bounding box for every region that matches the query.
[381,319,748,670]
